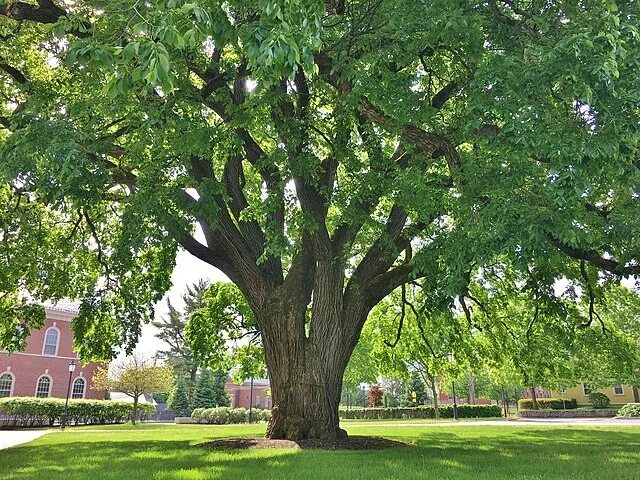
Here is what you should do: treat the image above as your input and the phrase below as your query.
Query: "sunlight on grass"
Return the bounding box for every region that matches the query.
[2,423,639,480]
[155,468,218,480]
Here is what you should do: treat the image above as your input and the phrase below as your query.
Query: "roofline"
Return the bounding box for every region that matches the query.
[44,305,78,322]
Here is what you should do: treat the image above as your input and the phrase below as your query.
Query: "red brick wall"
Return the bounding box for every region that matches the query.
[0,309,106,400]
[225,381,271,409]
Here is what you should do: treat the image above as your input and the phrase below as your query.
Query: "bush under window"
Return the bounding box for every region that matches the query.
[588,392,611,409]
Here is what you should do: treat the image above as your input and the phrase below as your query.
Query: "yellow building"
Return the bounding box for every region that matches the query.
[552,383,639,406]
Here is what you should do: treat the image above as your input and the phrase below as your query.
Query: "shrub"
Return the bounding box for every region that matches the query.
[588,392,611,409]
[191,408,205,421]
[193,406,271,424]
[230,407,247,424]
[0,397,154,427]
[517,398,577,410]
[519,409,617,419]
[338,405,502,420]
[367,385,384,407]
[250,408,272,423]
[617,403,640,418]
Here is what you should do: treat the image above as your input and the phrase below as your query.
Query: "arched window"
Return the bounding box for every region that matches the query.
[42,327,59,356]
[36,375,51,397]
[0,372,13,398]
[71,378,86,399]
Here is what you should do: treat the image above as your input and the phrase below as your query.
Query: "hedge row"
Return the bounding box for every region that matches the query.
[617,403,640,418]
[338,405,502,420]
[0,397,155,428]
[519,409,618,418]
[517,398,578,410]
[191,407,271,424]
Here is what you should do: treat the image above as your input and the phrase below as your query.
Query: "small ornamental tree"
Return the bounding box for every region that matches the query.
[92,357,173,424]
[368,385,384,408]
[167,377,192,417]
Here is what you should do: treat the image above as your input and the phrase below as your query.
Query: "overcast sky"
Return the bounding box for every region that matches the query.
[126,247,229,359]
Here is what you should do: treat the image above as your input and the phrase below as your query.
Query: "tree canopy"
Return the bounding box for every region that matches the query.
[2,0,640,439]
[92,355,173,422]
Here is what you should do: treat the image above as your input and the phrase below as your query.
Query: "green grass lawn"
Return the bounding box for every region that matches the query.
[2,422,639,480]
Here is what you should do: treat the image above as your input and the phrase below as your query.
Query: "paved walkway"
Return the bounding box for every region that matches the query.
[510,418,640,426]
[346,418,640,427]
[0,430,48,450]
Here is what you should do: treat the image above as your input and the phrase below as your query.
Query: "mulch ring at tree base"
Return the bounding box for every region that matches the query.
[198,436,413,451]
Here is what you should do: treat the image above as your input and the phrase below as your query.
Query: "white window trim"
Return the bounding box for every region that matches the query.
[35,374,52,398]
[0,371,15,397]
[42,326,61,357]
[613,385,625,396]
[71,377,86,399]
[582,383,591,396]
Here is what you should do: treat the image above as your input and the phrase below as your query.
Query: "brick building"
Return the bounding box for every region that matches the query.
[226,378,271,409]
[0,306,105,400]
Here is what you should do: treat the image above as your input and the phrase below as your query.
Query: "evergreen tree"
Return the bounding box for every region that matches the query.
[192,369,230,409]
[406,371,427,406]
[153,280,209,395]
[212,370,231,407]
[167,378,192,417]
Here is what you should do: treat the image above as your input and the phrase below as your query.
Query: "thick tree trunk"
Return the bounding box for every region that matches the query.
[259,278,355,441]
[265,360,346,441]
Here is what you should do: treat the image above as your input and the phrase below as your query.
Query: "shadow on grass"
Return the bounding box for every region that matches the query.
[3,428,640,480]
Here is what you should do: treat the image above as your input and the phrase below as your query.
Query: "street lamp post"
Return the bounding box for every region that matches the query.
[451,380,458,420]
[248,376,254,424]
[61,360,76,430]
[447,353,458,421]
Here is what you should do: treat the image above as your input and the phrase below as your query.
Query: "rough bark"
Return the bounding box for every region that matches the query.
[265,353,347,441]
[259,272,354,441]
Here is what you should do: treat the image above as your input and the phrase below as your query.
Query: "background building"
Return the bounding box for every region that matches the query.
[226,378,271,409]
[0,306,105,399]
[552,383,640,405]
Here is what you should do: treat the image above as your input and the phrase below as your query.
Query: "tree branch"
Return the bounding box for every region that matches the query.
[548,236,640,276]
